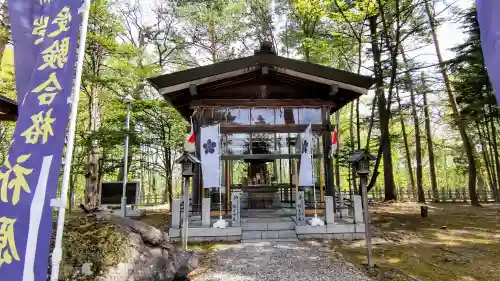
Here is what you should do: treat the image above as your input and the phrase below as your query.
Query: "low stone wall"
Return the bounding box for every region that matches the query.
[297,233,365,240]
[168,227,242,243]
[295,223,366,241]
[170,236,241,243]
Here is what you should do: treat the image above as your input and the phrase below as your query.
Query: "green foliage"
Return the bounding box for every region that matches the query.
[449,6,499,122]
[0,47,15,163]
[176,0,248,64]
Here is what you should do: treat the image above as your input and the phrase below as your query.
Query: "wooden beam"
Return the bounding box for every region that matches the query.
[220,124,326,134]
[221,153,322,160]
[191,99,335,107]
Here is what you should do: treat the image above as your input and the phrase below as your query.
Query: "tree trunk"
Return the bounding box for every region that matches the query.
[84,89,101,209]
[423,0,479,206]
[477,123,498,201]
[369,15,396,201]
[485,120,498,190]
[396,87,416,200]
[407,72,424,203]
[489,112,500,198]
[421,75,439,202]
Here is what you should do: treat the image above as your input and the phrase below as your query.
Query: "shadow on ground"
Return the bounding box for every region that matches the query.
[332,202,500,281]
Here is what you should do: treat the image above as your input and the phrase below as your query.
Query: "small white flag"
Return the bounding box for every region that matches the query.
[299,124,313,186]
[200,124,221,188]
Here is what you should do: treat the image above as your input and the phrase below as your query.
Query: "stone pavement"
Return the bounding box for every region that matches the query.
[190,240,371,281]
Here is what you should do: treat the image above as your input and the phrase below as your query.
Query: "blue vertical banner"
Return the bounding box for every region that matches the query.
[2,1,83,280]
[476,0,500,105]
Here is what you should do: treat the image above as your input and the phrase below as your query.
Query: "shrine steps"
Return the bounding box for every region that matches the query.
[241,216,298,242]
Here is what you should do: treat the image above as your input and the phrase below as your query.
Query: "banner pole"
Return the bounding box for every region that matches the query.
[50,0,91,280]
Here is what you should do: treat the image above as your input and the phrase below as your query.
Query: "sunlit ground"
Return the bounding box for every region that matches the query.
[332,202,500,281]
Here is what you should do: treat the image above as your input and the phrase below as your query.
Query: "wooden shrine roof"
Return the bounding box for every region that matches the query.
[147,42,374,119]
[0,95,17,121]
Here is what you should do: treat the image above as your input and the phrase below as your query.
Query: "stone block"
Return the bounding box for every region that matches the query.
[295,225,328,234]
[262,231,279,239]
[242,231,262,240]
[322,234,334,240]
[202,198,211,227]
[169,228,180,238]
[325,196,335,225]
[327,223,355,233]
[242,222,268,231]
[345,233,355,240]
[333,234,343,240]
[171,199,181,228]
[188,227,241,237]
[277,230,296,238]
[231,192,241,227]
[353,195,363,224]
[226,236,241,242]
[353,233,365,240]
[267,222,295,231]
[295,191,306,226]
[355,223,366,233]
[189,236,204,242]
[297,234,312,240]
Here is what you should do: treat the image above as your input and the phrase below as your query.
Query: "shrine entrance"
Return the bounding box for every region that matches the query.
[148,41,373,218]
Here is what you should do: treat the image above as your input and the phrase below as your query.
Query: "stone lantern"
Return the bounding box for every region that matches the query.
[175,152,200,250]
[348,149,375,267]
[348,149,375,176]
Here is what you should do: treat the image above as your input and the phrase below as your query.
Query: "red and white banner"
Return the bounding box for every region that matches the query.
[184,119,196,153]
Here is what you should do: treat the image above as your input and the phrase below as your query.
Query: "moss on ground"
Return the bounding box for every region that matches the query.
[332,203,500,281]
[54,215,131,281]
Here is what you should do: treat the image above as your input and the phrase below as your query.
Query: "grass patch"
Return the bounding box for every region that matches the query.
[333,203,500,281]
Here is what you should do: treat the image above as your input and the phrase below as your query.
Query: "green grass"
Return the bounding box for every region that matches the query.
[333,203,500,281]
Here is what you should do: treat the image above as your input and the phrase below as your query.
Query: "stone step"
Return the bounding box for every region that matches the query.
[242,230,297,240]
[241,238,299,244]
[242,221,295,231]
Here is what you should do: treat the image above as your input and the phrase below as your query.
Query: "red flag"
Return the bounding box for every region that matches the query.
[184,120,196,152]
[330,118,339,157]
[331,128,338,153]
[188,130,195,144]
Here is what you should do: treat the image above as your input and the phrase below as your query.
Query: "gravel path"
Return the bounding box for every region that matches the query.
[190,241,372,281]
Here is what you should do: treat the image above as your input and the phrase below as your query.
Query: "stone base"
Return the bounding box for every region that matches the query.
[295,222,365,241]
[168,227,242,243]
[297,233,365,240]
[170,236,241,243]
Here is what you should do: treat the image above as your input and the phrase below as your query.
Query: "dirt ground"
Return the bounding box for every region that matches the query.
[332,202,500,281]
[136,204,171,230]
